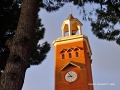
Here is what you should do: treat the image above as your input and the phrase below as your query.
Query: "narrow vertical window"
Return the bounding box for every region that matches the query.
[76,52,78,57]
[62,54,65,59]
[69,53,72,58]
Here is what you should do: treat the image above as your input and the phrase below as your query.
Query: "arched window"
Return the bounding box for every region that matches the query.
[69,53,72,58]
[76,52,78,57]
[62,54,65,59]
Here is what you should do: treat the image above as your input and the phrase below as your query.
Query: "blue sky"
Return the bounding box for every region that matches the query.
[22,3,120,90]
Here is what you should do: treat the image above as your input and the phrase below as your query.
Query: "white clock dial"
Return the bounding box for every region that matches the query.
[65,71,77,82]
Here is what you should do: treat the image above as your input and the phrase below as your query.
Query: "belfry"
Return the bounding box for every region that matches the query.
[53,14,94,90]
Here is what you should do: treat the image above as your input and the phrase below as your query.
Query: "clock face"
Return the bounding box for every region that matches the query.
[65,71,77,82]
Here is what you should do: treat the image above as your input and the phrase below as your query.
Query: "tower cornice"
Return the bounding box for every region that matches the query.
[52,34,92,56]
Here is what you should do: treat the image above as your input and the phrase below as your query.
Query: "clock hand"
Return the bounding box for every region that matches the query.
[68,72,72,77]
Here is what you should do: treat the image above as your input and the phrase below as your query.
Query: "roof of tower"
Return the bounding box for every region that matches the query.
[67,14,74,20]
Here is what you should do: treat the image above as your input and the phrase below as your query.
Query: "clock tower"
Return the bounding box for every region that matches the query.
[53,14,94,90]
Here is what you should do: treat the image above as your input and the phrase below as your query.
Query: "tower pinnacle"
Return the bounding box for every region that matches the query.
[61,14,83,37]
[70,6,72,14]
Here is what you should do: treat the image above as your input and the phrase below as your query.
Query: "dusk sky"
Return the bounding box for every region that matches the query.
[22,3,120,90]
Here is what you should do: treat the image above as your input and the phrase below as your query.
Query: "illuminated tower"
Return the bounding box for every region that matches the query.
[53,14,94,90]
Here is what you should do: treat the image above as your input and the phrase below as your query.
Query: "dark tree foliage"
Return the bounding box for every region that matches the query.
[0,0,22,75]
[0,0,51,76]
[66,0,120,45]
[90,0,120,45]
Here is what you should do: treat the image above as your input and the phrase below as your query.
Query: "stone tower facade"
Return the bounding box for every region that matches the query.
[53,14,94,90]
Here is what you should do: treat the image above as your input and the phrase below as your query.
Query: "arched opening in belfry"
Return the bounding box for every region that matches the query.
[65,32,69,36]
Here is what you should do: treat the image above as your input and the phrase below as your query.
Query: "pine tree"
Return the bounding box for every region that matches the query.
[0,0,41,89]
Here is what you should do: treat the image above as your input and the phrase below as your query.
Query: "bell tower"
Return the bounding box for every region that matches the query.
[53,14,94,90]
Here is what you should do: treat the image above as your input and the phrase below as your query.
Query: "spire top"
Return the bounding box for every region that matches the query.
[70,6,72,14]
[67,14,74,20]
